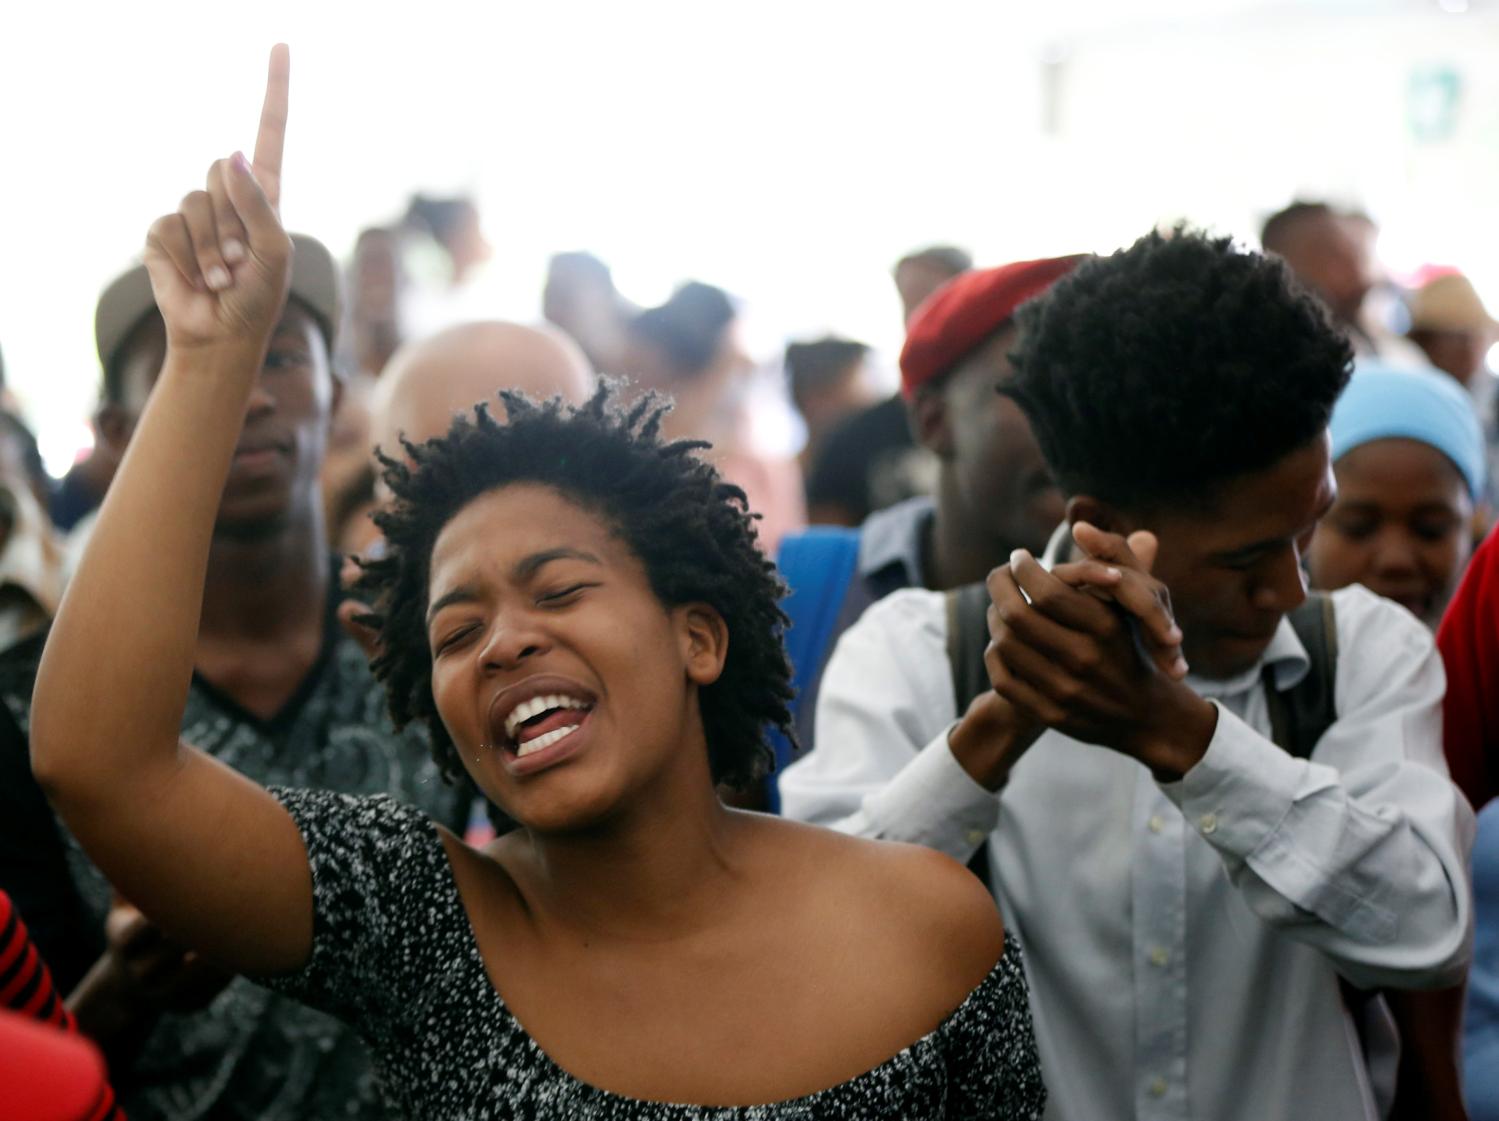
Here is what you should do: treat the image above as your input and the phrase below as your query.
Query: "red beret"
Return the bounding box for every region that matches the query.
[900,255,1087,397]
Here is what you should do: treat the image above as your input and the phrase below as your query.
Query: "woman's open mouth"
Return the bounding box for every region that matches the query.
[504,694,594,758]
[486,681,600,775]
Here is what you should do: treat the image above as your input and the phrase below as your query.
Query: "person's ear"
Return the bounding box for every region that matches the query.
[908,386,955,458]
[677,603,729,688]
[1066,494,1137,537]
[94,404,136,457]
[328,367,346,421]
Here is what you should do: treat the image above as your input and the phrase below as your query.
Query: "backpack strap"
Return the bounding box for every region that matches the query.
[765,527,863,811]
[945,581,998,888]
[1262,592,1339,759]
[946,582,996,716]
[1259,593,1464,1107]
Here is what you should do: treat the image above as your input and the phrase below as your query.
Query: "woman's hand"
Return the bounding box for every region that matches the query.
[142,45,292,357]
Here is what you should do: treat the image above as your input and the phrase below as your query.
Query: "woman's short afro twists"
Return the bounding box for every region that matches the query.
[356,382,794,791]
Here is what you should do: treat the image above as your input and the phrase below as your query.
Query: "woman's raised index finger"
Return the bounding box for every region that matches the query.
[252,44,290,210]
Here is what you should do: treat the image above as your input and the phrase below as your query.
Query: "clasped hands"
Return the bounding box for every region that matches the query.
[951,522,1219,790]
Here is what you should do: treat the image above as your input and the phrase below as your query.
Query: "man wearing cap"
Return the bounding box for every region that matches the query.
[1409,272,1499,390]
[0,239,469,1121]
[776,255,1083,758]
[1409,272,1499,513]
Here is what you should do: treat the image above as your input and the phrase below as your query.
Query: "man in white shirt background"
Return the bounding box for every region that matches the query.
[776,255,1084,757]
[780,228,1473,1121]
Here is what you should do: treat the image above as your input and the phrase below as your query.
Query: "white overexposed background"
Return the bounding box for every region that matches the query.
[1,0,1496,472]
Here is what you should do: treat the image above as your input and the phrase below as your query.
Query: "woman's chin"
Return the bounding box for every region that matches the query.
[489,778,627,838]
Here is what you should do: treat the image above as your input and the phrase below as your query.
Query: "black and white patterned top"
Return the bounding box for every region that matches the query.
[261,786,1047,1120]
[0,570,472,1121]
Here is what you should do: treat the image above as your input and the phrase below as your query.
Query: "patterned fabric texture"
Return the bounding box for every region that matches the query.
[0,599,470,1121]
[260,786,1048,1120]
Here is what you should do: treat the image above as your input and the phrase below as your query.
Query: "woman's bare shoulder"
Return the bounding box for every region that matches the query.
[750,815,1006,994]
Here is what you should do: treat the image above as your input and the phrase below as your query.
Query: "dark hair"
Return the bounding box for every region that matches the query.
[353,225,399,257]
[0,410,49,497]
[403,194,477,246]
[895,245,973,278]
[358,382,793,790]
[547,251,614,287]
[1003,227,1353,511]
[1260,200,1336,254]
[784,337,870,402]
[103,296,333,406]
[630,282,737,379]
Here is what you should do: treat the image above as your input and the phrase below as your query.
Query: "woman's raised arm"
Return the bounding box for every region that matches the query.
[31,46,316,976]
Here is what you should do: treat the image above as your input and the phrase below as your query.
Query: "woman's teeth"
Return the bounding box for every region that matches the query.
[516,723,581,758]
[503,694,590,741]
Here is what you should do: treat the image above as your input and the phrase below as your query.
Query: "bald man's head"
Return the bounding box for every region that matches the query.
[372,321,595,455]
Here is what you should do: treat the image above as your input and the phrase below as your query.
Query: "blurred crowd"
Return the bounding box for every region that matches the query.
[4,164,1499,1121]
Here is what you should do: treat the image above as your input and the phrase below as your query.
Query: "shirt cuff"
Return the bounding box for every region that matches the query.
[1156,701,1306,859]
[859,726,1001,859]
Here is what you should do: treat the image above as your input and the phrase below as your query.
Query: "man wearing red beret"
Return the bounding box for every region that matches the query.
[774,256,1085,761]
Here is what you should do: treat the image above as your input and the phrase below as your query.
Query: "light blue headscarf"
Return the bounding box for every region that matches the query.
[1328,360,1487,499]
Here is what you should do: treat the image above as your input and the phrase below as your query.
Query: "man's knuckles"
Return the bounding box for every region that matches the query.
[1047,675,1088,706]
[991,593,1032,629]
[992,628,1037,665]
[1093,610,1126,642]
[1062,644,1103,675]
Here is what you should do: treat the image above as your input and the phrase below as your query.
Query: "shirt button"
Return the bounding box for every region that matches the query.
[1150,1077,1168,1097]
[1149,946,1170,968]
[1199,812,1219,835]
[1147,814,1165,834]
[965,828,987,846]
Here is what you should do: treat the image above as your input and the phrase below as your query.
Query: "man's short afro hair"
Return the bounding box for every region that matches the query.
[1002,227,1353,511]
[356,382,794,792]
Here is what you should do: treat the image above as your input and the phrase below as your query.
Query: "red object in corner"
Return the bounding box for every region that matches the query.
[899,255,1088,397]
[1437,527,1499,812]
[0,1011,111,1121]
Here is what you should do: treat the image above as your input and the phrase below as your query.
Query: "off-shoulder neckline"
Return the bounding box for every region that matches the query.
[422,810,1022,1113]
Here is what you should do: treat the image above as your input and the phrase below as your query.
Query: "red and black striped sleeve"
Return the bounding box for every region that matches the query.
[0,889,124,1121]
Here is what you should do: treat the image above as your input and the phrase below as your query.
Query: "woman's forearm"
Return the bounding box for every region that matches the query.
[21,49,315,979]
[32,343,264,806]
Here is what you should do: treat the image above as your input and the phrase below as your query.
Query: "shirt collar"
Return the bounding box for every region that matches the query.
[1189,618,1310,698]
[1040,521,1071,567]
[858,496,936,586]
[1039,520,1310,697]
